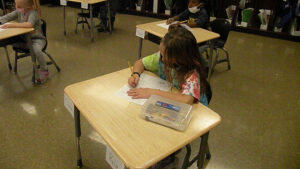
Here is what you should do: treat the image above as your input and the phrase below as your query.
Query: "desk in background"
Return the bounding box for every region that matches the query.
[0,27,40,83]
[136,20,220,81]
[61,0,111,42]
[64,68,221,169]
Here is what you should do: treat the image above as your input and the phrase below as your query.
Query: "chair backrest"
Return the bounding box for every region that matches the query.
[210,18,231,43]
[41,19,46,37]
[205,80,212,105]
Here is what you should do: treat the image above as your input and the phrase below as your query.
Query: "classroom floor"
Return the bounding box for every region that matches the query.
[0,5,299,169]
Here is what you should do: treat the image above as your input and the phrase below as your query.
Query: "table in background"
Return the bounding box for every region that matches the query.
[136,20,220,81]
[61,0,111,42]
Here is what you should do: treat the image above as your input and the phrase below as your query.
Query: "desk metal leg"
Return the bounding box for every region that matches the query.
[207,40,214,81]
[74,106,83,168]
[4,46,12,70]
[63,6,66,36]
[181,132,210,169]
[107,0,112,34]
[90,5,94,42]
[26,34,39,84]
[137,38,143,59]
[197,132,210,168]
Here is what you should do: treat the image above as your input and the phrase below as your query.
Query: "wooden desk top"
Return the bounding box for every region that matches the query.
[64,68,221,169]
[67,0,106,4]
[0,27,34,40]
[136,20,220,44]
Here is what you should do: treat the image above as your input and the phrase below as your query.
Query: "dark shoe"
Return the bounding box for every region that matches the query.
[97,25,107,32]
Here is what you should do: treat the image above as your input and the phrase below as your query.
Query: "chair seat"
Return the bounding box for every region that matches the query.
[213,39,225,48]
[12,46,29,53]
[77,12,98,18]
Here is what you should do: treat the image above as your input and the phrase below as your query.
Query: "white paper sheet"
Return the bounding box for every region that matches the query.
[157,22,193,32]
[157,23,170,29]
[114,74,170,105]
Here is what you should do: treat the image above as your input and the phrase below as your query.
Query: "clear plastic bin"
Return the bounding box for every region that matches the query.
[141,95,193,131]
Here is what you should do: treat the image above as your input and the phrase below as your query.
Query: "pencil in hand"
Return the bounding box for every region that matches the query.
[128,61,133,75]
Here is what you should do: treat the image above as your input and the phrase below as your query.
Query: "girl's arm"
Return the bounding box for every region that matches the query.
[0,11,18,24]
[0,22,33,29]
[128,59,145,87]
[127,88,195,105]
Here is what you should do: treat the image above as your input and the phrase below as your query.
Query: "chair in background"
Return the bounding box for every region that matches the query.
[210,18,231,73]
[75,7,100,33]
[12,19,60,74]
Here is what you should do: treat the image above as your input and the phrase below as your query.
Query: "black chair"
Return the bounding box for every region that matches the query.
[13,19,60,74]
[210,18,231,73]
[75,8,100,33]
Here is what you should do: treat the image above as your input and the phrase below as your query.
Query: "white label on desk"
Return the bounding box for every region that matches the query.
[136,28,145,39]
[241,22,248,27]
[81,2,88,9]
[60,0,67,6]
[64,93,74,118]
[106,146,125,169]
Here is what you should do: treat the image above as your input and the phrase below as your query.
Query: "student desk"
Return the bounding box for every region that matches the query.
[136,20,220,81]
[62,0,111,42]
[0,27,40,83]
[64,68,221,169]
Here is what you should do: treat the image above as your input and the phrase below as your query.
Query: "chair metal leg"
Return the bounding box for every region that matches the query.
[181,144,192,169]
[85,16,90,30]
[75,16,79,34]
[211,49,219,74]
[81,9,84,30]
[44,51,61,72]
[4,46,12,70]
[221,48,231,70]
[14,52,18,73]
[206,144,211,159]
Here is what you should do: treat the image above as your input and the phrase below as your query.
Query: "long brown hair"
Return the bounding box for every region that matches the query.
[161,25,207,94]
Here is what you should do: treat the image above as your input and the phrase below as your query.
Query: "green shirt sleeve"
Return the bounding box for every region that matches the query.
[142,52,160,72]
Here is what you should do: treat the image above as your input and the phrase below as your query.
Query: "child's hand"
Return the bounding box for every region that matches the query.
[128,74,139,87]
[166,18,175,25]
[0,23,13,29]
[127,88,155,99]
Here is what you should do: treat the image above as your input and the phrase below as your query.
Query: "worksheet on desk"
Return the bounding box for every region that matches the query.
[157,22,193,32]
[114,74,171,105]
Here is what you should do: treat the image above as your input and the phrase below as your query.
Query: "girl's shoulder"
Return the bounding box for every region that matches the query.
[185,69,200,81]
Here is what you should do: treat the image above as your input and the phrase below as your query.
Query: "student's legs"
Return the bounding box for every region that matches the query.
[31,39,47,71]
[98,0,119,31]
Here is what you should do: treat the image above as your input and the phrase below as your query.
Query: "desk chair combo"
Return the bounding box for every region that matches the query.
[209,18,231,74]
[5,19,60,82]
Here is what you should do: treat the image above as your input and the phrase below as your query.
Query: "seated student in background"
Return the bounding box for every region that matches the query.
[95,0,119,32]
[0,0,49,83]
[166,0,209,29]
[127,24,208,106]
